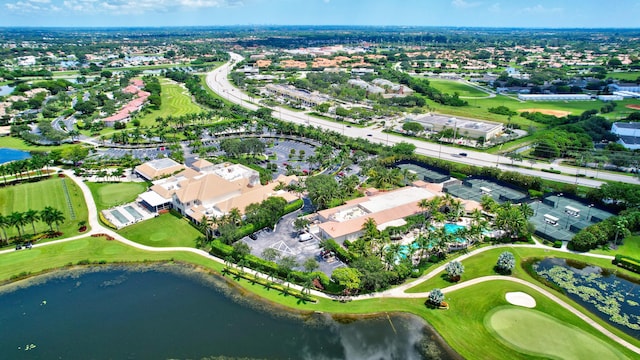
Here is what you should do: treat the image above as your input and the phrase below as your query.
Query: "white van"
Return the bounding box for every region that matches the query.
[299,233,313,242]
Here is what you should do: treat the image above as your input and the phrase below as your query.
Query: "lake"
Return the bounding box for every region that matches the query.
[0,85,15,96]
[534,258,640,338]
[0,148,31,164]
[0,265,457,359]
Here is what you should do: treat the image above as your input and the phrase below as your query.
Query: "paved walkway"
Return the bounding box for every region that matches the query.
[1,169,638,355]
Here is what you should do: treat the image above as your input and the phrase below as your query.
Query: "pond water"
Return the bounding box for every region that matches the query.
[534,258,640,338]
[0,148,31,164]
[0,265,456,360]
[0,84,15,96]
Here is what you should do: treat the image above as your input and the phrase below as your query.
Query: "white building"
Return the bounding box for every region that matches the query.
[611,122,640,150]
[409,114,503,141]
[518,94,592,101]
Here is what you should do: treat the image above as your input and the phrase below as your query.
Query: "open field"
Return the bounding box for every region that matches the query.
[429,94,640,127]
[607,71,640,81]
[0,177,88,241]
[137,78,204,127]
[85,182,147,211]
[117,213,201,247]
[485,306,625,359]
[428,79,489,98]
[518,108,572,117]
[0,136,71,152]
[592,235,640,258]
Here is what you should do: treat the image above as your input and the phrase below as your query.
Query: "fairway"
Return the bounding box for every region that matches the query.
[485,307,625,360]
[0,177,88,240]
[428,79,489,98]
[138,77,204,126]
[86,182,147,210]
[117,213,201,247]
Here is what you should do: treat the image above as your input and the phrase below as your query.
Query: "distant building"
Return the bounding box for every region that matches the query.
[134,158,186,181]
[611,122,640,150]
[347,79,385,94]
[518,94,591,101]
[597,95,624,101]
[610,83,640,93]
[265,84,329,107]
[409,114,503,141]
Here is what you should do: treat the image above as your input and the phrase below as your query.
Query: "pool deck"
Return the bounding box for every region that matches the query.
[102,202,156,229]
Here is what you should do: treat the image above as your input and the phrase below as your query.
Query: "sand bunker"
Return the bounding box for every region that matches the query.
[518,108,571,117]
[505,292,536,308]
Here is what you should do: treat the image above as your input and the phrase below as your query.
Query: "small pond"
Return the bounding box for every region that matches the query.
[0,265,457,359]
[0,148,31,164]
[534,258,640,338]
[0,84,15,96]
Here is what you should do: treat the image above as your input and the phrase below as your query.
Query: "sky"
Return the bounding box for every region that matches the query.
[1,0,639,28]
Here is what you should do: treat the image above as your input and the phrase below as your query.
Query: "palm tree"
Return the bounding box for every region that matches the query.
[227,208,242,225]
[417,198,430,228]
[41,206,65,233]
[8,212,25,240]
[0,214,10,244]
[496,251,516,274]
[445,261,465,282]
[23,209,40,236]
[613,218,630,245]
[427,288,444,307]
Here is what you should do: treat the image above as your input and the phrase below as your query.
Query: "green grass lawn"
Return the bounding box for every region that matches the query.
[0,136,71,152]
[426,281,637,360]
[117,213,201,247]
[137,77,205,127]
[428,79,490,98]
[0,177,89,242]
[85,182,147,211]
[485,306,625,360]
[607,71,640,81]
[592,235,640,258]
[406,246,640,348]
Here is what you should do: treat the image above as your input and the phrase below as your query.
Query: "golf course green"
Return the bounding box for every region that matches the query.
[485,306,626,360]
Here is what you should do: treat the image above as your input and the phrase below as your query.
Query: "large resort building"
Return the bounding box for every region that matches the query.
[264,84,330,107]
[136,158,298,224]
[315,182,481,243]
[408,114,504,141]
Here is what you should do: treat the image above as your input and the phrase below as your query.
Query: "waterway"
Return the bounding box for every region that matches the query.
[0,265,455,359]
[0,148,31,164]
[534,258,640,338]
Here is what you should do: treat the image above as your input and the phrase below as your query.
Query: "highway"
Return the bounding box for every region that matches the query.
[206,53,640,188]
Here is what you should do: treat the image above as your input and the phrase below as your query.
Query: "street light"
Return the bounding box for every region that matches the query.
[556,193,563,208]
[535,200,541,216]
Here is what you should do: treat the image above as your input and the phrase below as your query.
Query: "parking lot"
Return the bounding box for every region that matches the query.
[93,146,173,161]
[269,139,316,177]
[239,204,346,277]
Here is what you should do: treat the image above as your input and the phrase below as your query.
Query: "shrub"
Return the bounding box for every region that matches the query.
[495,251,515,274]
[553,240,562,248]
[426,288,445,308]
[613,255,640,274]
[445,261,464,282]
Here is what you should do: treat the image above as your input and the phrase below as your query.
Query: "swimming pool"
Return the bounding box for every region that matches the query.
[110,210,128,224]
[124,205,143,220]
[443,223,465,234]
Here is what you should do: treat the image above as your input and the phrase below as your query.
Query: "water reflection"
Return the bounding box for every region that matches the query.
[0,265,456,360]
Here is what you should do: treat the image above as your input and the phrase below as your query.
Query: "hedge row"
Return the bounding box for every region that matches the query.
[223,267,317,303]
[613,255,640,274]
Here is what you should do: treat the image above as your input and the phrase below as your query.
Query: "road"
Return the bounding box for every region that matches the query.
[206,53,640,188]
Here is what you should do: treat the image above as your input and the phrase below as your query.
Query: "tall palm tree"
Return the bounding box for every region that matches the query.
[23,209,40,236]
[228,208,242,225]
[41,206,65,233]
[0,214,9,245]
[8,212,25,240]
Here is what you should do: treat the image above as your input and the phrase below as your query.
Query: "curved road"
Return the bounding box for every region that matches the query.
[206,53,640,188]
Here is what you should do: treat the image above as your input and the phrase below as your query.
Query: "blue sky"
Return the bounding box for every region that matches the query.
[1,0,639,28]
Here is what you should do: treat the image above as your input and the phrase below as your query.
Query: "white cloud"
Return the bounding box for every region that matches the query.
[523,4,562,14]
[4,0,242,15]
[488,2,500,13]
[451,0,482,9]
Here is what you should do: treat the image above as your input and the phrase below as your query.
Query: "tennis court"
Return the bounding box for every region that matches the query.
[530,195,615,241]
[396,163,450,183]
[444,178,528,204]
